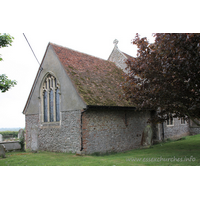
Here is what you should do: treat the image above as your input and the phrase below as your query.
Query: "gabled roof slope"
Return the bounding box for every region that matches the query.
[51,43,133,107]
[122,52,135,61]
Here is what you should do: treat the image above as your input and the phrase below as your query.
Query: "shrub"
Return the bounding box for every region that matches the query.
[0,131,18,139]
[19,136,25,151]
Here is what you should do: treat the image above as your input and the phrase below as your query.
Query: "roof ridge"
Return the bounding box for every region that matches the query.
[50,42,112,63]
[122,52,135,59]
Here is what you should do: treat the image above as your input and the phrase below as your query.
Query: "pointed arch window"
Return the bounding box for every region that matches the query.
[42,74,60,122]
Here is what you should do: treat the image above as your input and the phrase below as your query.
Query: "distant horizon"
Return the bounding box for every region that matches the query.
[0,127,24,131]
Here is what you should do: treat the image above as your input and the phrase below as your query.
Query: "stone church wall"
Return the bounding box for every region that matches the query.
[188,119,200,135]
[25,110,81,153]
[82,108,151,154]
[25,114,39,150]
[163,118,189,140]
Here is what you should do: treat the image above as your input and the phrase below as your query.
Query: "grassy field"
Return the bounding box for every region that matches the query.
[0,134,200,166]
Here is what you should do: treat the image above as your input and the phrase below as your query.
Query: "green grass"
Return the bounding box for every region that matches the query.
[1,134,200,166]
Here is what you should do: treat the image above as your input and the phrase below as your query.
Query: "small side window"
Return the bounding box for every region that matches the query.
[167,114,174,126]
[181,118,186,125]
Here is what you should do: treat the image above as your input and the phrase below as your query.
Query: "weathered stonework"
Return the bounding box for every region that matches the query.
[108,46,129,73]
[189,120,200,135]
[163,118,189,140]
[25,111,81,153]
[81,108,151,154]
[25,114,39,150]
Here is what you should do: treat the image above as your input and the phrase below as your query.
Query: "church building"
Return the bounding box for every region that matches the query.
[23,40,198,154]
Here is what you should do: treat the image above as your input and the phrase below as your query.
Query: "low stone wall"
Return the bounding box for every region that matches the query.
[0,141,21,152]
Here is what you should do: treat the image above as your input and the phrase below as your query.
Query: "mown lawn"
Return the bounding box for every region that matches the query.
[1,134,200,166]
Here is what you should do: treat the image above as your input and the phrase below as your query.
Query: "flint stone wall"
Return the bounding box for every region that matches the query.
[25,111,81,153]
[189,120,200,135]
[82,108,151,154]
[189,127,200,135]
[163,118,190,139]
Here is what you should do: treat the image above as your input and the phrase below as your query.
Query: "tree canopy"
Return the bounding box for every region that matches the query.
[123,33,200,125]
[0,33,17,93]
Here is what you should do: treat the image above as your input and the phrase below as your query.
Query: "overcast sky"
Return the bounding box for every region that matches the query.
[1,0,198,128]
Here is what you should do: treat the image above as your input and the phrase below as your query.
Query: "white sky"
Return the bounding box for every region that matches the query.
[1,0,198,128]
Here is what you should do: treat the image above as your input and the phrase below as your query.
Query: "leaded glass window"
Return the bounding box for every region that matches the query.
[49,90,54,122]
[56,88,60,121]
[44,90,48,122]
[42,74,60,122]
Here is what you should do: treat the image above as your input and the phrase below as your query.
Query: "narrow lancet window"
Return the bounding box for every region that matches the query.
[49,90,54,122]
[56,88,60,121]
[44,90,48,122]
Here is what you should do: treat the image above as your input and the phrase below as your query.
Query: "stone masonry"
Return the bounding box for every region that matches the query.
[163,118,189,140]
[189,119,200,135]
[25,114,39,150]
[25,110,81,153]
[108,45,129,73]
[81,108,151,154]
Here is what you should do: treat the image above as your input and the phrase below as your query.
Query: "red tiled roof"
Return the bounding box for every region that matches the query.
[51,43,133,107]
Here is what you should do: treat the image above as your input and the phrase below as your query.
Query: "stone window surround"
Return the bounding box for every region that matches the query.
[166,114,174,126]
[180,118,186,125]
[40,72,61,124]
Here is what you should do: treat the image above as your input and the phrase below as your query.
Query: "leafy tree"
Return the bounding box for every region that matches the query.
[123,33,200,126]
[0,33,17,92]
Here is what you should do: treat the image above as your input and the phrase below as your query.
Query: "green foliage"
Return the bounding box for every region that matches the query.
[123,33,200,124]
[0,33,17,92]
[0,33,14,61]
[0,74,17,93]
[0,33,14,47]
[19,136,25,152]
[0,131,18,138]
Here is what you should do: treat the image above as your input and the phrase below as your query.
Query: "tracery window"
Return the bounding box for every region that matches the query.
[42,74,60,122]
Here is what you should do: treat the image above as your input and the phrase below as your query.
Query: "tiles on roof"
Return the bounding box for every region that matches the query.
[51,43,133,107]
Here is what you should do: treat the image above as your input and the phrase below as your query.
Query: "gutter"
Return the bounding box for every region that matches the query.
[87,105,136,110]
